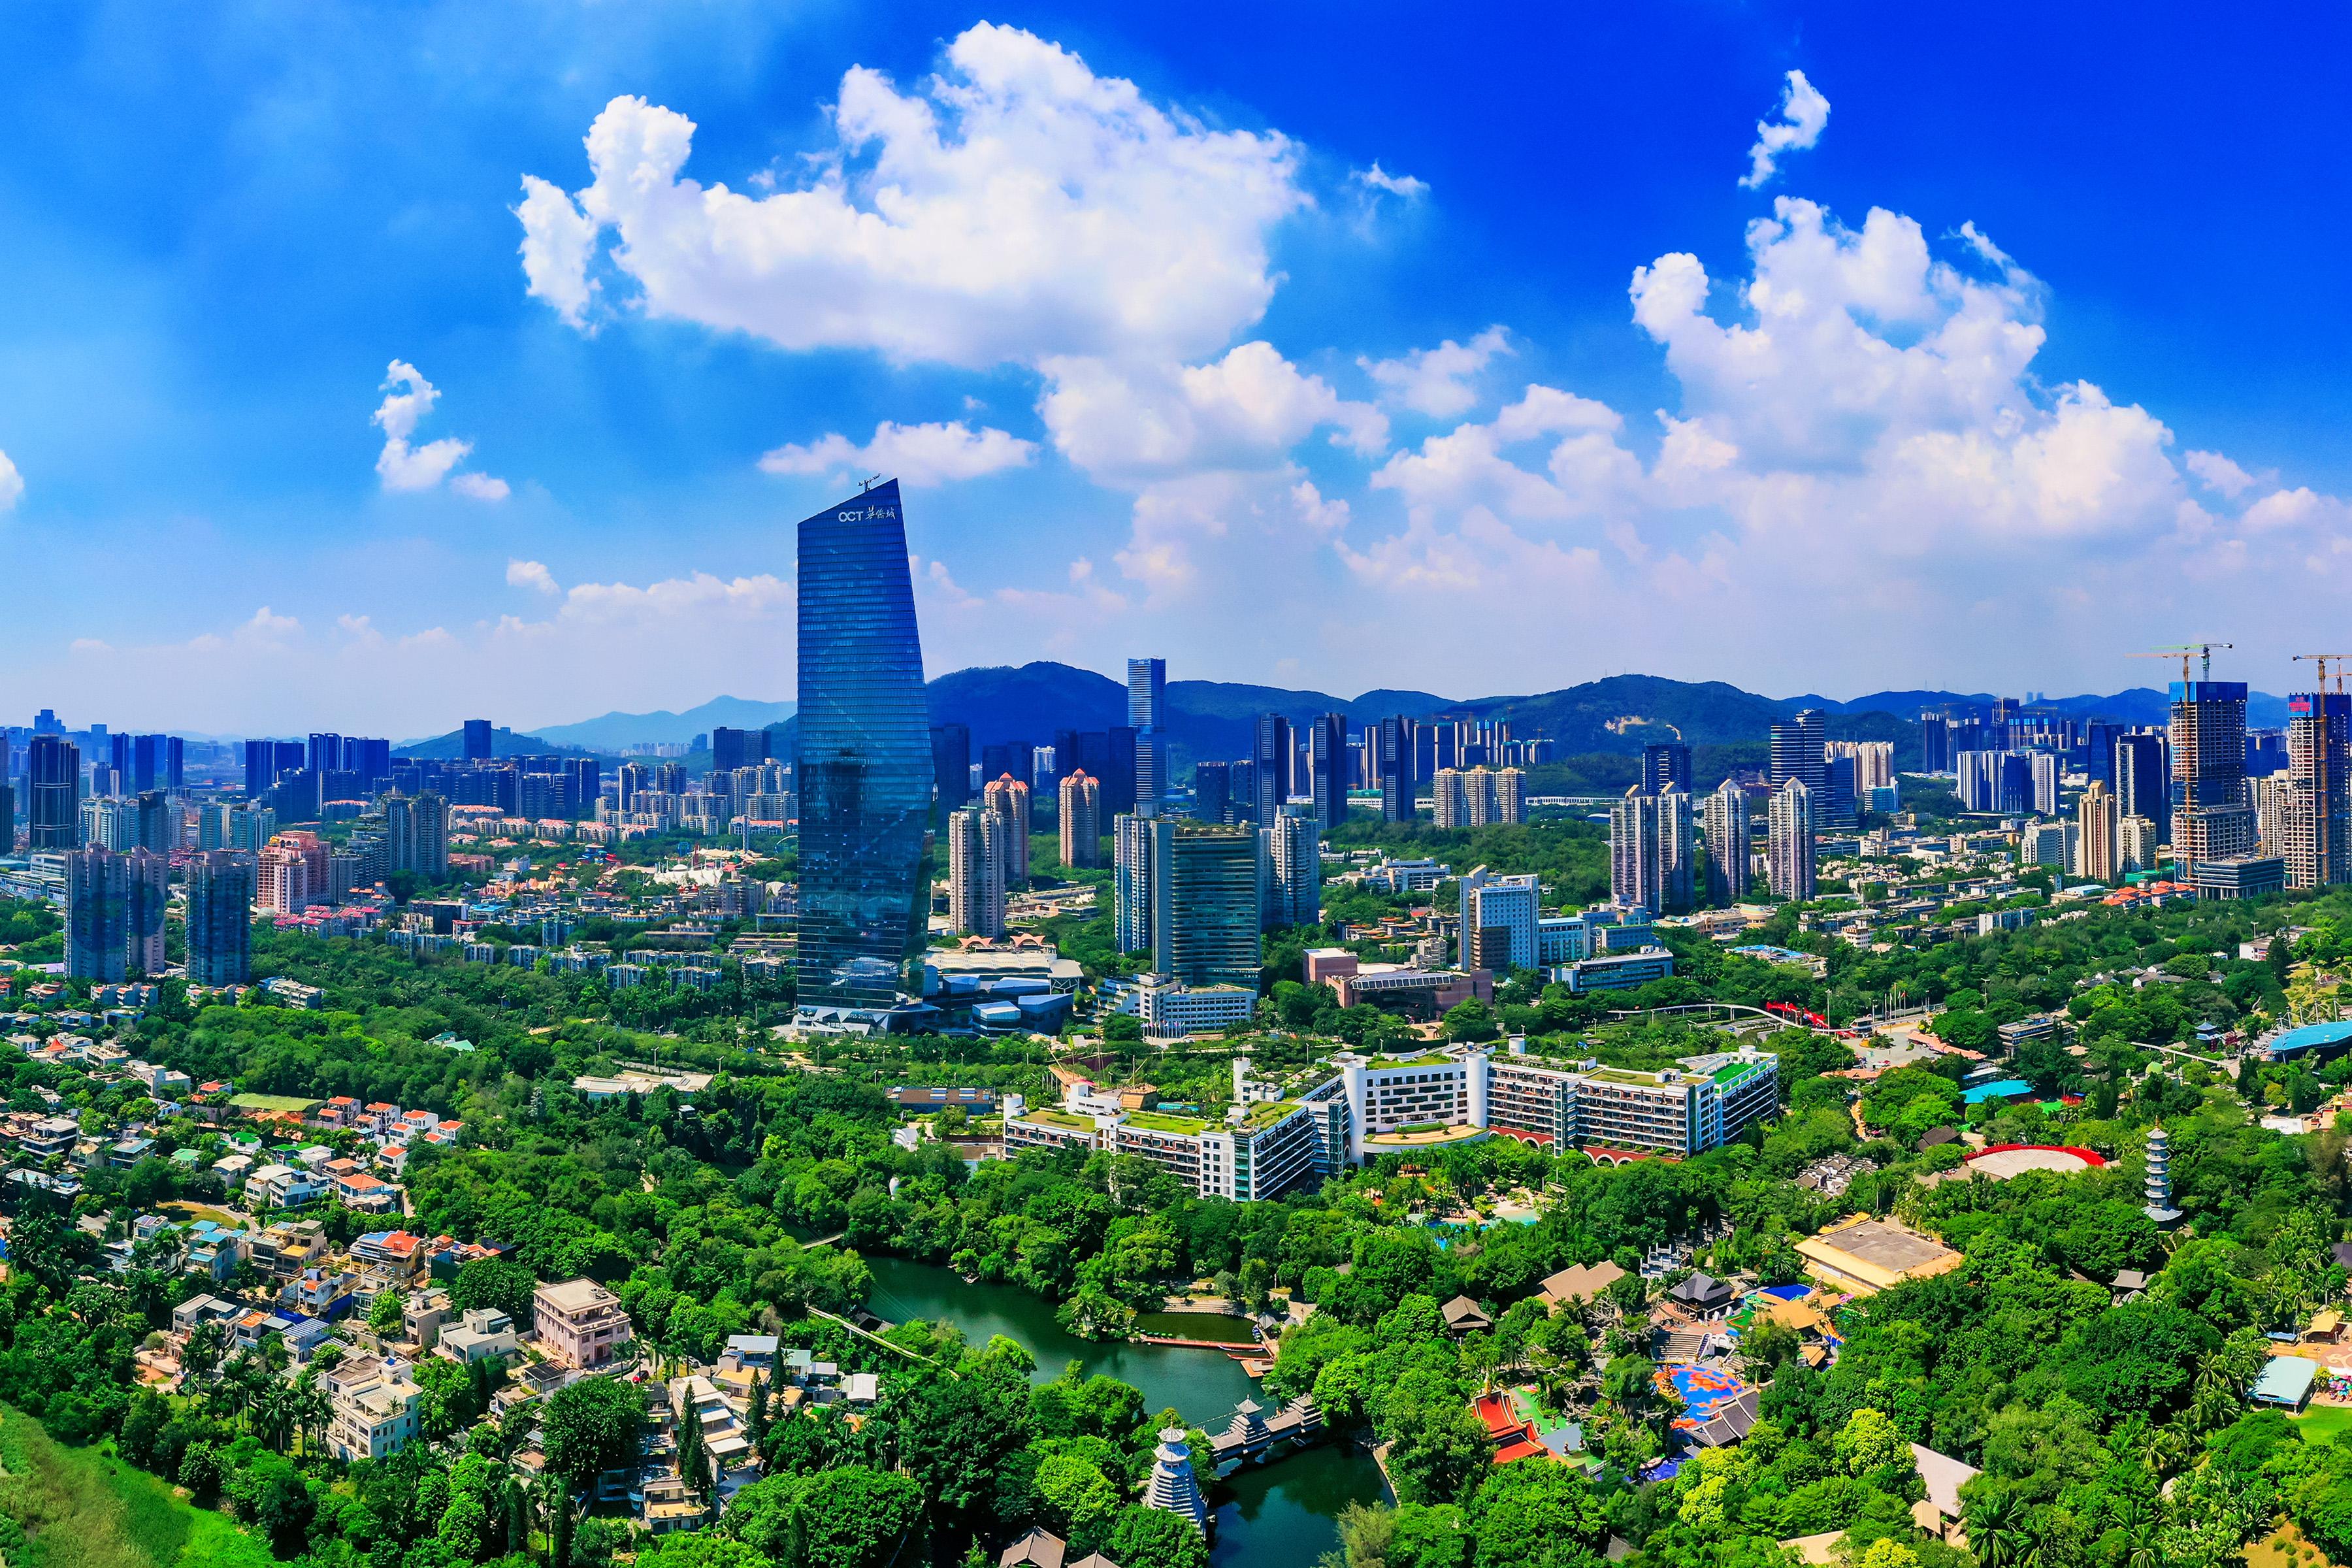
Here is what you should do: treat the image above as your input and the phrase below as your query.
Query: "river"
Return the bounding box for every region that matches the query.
[863,1256,1389,1563]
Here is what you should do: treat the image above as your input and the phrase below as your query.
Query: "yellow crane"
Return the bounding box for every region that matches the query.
[2294,653,2352,695]
[2129,642,2234,683]
[2293,656,2352,881]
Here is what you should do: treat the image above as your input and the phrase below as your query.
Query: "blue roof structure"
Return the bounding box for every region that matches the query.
[1963,1079,2034,1104]
[2250,1356,2320,1407]
[2266,1022,2352,1058]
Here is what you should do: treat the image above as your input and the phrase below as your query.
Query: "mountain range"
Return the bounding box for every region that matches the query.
[406,664,2293,762]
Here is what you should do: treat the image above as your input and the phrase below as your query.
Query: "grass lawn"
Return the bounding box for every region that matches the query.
[2293,1403,2352,1443]
[2247,1517,2337,1568]
[227,1092,318,1115]
[0,1406,274,1568]
[158,1203,242,1229]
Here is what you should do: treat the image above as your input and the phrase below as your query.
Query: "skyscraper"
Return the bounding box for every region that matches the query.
[946,808,1005,939]
[2031,753,2061,817]
[27,734,78,849]
[1431,768,1469,828]
[462,719,493,762]
[185,851,255,985]
[1250,714,1290,825]
[1262,805,1320,929]
[1059,769,1102,868]
[2279,689,2352,890]
[2168,679,2256,867]
[2114,732,2167,837]
[1114,813,1154,955]
[384,790,449,879]
[2077,779,2120,884]
[1641,742,1693,796]
[1767,777,1816,900]
[1769,710,1826,796]
[1149,821,1262,987]
[711,727,768,776]
[983,774,1031,889]
[1192,760,1231,825]
[1702,779,1752,904]
[1307,713,1347,833]
[794,480,931,1018]
[1378,716,1418,823]
[1128,657,1167,811]
[929,723,972,812]
[65,847,168,981]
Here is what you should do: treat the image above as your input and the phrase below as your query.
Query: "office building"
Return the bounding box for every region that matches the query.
[1059,769,1102,868]
[185,851,256,985]
[1610,785,1693,914]
[1957,749,2033,815]
[28,734,78,849]
[711,727,769,776]
[2022,819,2078,871]
[1250,715,1290,824]
[2279,690,2352,890]
[1701,778,1752,903]
[794,481,932,1019]
[384,791,449,879]
[1458,867,1540,971]
[1128,657,1167,810]
[1642,742,1692,796]
[2077,779,2120,883]
[1379,716,1418,823]
[1148,821,1262,988]
[946,808,1006,939]
[2169,679,2258,870]
[1767,777,1816,900]
[929,723,972,812]
[1769,710,1826,795]
[1193,760,1231,825]
[65,847,168,981]
[1263,805,1320,929]
[983,774,1031,889]
[461,719,493,762]
[1305,713,1347,833]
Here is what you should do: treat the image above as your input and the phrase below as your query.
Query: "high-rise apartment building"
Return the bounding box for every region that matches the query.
[1702,779,1752,904]
[1825,740,1894,792]
[1113,813,1155,955]
[1148,821,1262,988]
[983,774,1031,889]
[28,734,78,849]
[1767,777,1816,900]
[794,481,931,1017]
[1262,806,1320,929]
[65,847,168,981]
[1378,717,1418,823]
[1610,785,1693,914]
[946,808,1006,939]
[461,719,493,762]
[2168,680,2257,868]
[2031,753,2061,817]
[1250,715,1290,825]
[185,851,255,985]
[2279,689,2352,890]
[2077,779,2120,883]
[384,790,449,879]
[1059,769,1102,868]
[2121,815,2161,873]
[1493,766,1526,825]
[1431,768,1469,828]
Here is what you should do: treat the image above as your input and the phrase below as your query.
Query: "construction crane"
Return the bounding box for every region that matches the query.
[2294,653,2352,695]
[2131,642,2234,683]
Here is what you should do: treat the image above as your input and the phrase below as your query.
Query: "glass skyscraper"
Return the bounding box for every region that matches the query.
[794,479,932,1018]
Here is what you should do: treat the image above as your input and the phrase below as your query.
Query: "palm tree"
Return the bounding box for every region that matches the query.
[289,1376,330,1458]
[1967,1489,2029,1568]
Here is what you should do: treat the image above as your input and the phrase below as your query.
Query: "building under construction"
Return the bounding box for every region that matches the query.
[2278,689,2352,889]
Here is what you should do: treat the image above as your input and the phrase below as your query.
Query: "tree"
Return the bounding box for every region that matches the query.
[453,1254,539,1324]
[542,1376,645,1488]
[368,1288,406,1337]
[1465,1462,1606,1568]
[1445,998,1500,1044]
[1102,1505,1212,1568]
[1831,1407,1907,1475]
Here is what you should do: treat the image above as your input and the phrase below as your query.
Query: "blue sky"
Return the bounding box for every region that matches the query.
[3,1,2348,736]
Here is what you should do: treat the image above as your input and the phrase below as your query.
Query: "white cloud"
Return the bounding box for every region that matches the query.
[1039,343,1384,482]
[372,361,506,498]
[1740,69,1831,189]
[1361,326,1511,417]
[518,24,1307,367]
[2185,449,2265,498]
[506,559,559,595]
[757,420,1037,487]
[0,449,20,512]
[1352,161,1429,199]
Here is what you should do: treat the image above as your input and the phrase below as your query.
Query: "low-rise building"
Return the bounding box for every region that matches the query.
[533,1277,634,1370]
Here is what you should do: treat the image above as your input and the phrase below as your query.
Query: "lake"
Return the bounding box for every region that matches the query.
[863,1256,1388,1561]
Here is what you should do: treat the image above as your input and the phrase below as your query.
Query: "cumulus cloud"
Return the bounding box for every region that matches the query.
[1039,343,1384,482]
[372,361,506,498]
[1740,69,1831,189]
[517,24,1307,367]
[0,449,20,512]
[757,420,1037,486]
[2185,449,2266,498]
[1361,326,1511,417]
[1352,161,1429,199]
[506,559,559,595]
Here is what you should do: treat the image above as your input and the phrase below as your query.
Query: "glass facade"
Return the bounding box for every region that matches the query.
[794,480,932,1017]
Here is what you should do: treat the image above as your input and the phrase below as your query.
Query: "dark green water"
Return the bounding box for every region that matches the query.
[863,1257,1388,1561]
[1134,1309,1260,1344]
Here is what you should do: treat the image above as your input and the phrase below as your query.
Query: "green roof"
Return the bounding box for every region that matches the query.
[1713,1062,1760,1085]
[1022,1108,1094,1130]
[1124,1111,1213,1135]
[1379,1054,1457,1070]
[1245,1100,1301,1129]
